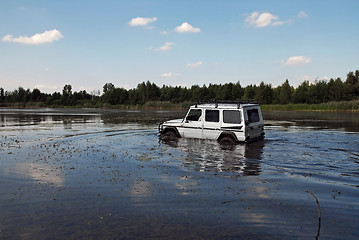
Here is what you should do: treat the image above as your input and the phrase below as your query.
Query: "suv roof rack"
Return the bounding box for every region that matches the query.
[195,100,258,108]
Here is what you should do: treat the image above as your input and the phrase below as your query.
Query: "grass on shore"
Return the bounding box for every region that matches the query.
[105,99,359,111]
[1,100,358,111]
[261,100,359,111]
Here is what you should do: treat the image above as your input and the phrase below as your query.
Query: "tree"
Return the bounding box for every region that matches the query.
[137,81,147,104]
[31,88,42,102]
[255,82,273,104]
[243,85,256,100]
[108,88,128,105]
[272,86,281,104]
[128,89,139,105]
[147,82,161,101]
[293,81,309,103]
[0,87,4,103]
[17,87,26,102]
[220,83,233,100]
[1,69,359,107]
[61,84,73,105]
[207,84,219,100]
[179,86,189,102]
[231,81,243,100]
[327,78,346,101]
[101,83,117,104]
[103,83,115,94]
[279,79,292,104]
[345,71,359,98]
[308,80,328,104]
[345,71,358,85]
[63,84,72,95]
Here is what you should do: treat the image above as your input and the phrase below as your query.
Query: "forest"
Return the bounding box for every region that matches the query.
[1,70,358,110]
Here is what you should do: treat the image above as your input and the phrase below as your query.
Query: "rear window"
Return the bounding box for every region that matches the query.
[205,110,219,122]
[223,110,241,124]
[247,109,260,123]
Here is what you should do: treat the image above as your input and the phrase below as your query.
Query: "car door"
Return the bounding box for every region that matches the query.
[181,108,204,139]
[203,109,221,140]
[244,107,264,139]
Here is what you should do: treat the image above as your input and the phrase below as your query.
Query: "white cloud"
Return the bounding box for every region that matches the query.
[187,61,203,68]
[283,56,312,65]
[161,73,172,77]
[245,12,285,27]
[155,42,174,51]
[147,42,174,51]
[175,22,200,33]
[128,17,157,26]
[272,21,286,26]
[297,11,308,18]
[2,29,63,45]
[160,72,180,78]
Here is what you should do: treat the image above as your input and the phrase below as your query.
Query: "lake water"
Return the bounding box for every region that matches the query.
[0,108,358,239]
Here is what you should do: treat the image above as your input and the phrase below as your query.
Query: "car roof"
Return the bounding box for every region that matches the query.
[190,102,259,109]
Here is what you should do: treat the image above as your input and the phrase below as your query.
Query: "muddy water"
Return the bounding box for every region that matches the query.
[0,108,358,239]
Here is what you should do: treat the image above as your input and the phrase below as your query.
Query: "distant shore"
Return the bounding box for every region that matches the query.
[261,99,359,111]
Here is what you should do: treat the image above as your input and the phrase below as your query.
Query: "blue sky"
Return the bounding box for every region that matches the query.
[1,0,358,93]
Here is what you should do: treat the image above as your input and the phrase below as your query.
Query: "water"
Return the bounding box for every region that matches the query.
[0,108,358,239]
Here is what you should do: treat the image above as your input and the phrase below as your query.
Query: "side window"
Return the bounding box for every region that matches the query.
[223,110,241,124]
[247,109,260,123]
[186,109,202,121]
[205,110,219,122]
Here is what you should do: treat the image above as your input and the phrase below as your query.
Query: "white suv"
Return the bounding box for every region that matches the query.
[159,101,265,144]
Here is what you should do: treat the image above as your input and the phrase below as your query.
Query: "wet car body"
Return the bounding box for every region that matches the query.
[159,101,265,143]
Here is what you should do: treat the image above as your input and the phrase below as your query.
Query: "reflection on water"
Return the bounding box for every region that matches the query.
[1,108,358,132]
[12,163,65,186]
[0,109,102,128]
[161,138,263,175]
[0,108,185,128]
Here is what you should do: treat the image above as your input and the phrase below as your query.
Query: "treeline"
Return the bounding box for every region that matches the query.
[1,70,358,108]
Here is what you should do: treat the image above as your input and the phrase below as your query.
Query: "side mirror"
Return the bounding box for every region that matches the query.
[245,120,250,126]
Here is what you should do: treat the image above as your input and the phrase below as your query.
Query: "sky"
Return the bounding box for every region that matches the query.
[1,0,359,94]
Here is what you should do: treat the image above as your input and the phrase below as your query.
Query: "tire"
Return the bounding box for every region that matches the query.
[218,136,237,145]
[160,129,178,141]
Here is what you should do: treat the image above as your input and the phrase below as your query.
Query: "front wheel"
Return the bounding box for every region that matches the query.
[160,130,178,141]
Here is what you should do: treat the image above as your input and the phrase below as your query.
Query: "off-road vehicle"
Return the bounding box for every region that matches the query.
[159,101,265,144]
